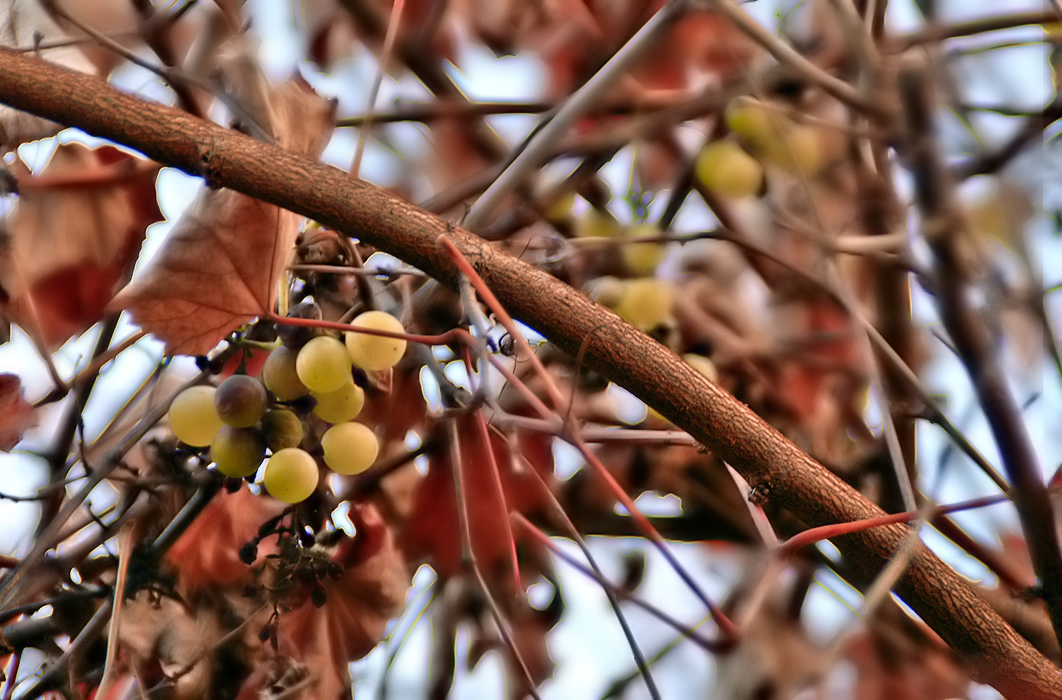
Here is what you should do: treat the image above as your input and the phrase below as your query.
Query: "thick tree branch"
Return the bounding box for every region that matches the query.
[0,49,1058,697]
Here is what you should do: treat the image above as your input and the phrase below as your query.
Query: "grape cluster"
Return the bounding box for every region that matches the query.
[167,308,408,503]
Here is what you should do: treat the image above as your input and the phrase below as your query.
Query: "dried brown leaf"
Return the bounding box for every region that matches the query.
[0,144,162,348]
[166,487,286,589]
[278,504,409,700]
[111,72,335,355]
[0,373,36,451]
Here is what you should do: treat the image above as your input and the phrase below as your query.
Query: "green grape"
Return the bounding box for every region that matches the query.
[321,421,380,475]
[344,311,407,371]
[296,336,352,393]
[262,448,319,504]
[694,140,764,199]
[261,345,310,401]
[214,375,268,428]
[311,378,365,424]
[614,278,674,331]
[211,426,267,478]
[169,385,224,447]
[725,97,779,149]
[261,408,305,451]
[620,223,667,276]
[573,207,621,239]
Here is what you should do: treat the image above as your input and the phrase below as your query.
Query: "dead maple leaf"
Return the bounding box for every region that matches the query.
[111,47,336,356]
[166,486,286,589]
[276,504,410,700]
[0,373,36,451]
[399,414,554,580]
[0,144,162,349]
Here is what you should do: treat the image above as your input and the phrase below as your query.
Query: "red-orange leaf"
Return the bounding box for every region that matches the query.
[278,504,409,700]
[0,144,161,348]
[111,79,335,356]
[399,414,554,580]
[0,374,36,451]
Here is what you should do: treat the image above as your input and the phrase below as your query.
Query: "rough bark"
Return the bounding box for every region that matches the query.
[0,49,1059,698]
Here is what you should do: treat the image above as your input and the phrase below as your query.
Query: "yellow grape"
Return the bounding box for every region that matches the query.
[211,426,267,478]
[694,140,763,199]
[262,448,319,503]
[621,223,667,276]
[545,191,576,223]
[321,421,380,475]
[214,375,268,428]
[311,378,366,424]
[613,278,674,331]
[725,98,779,149]
[169,385,224,447]
[345,310,407,371]
[573,207,622,239]
[262,345,310,401]
[761,123,825,177]
[296,336,352,394]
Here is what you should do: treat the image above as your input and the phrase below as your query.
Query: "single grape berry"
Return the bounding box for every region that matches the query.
[214,375,269,428]
[261,345,310,401]
[296,336,352,394]
[211,426,267,478]
[694,140,764,199]
[762,123,825,177]
[169,385,224,447]
[613,278,674,331]
[725,97,778,149]
[277,301,322,349]
[344,311,407,371]
[620,223,667,276]
[262,448,320,504]
[311,380,365,424]
[321,421,379,475]
[572,207,621,239]
[261,408,305,451]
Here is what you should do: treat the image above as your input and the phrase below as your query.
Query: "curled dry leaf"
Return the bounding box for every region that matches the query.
[166,486,286,589]
[0,373,36,451]
[277,504,410,700]
[111,54,336,356]
[116,593,218,700]
[0,144,162,349]
[399,414,554,580]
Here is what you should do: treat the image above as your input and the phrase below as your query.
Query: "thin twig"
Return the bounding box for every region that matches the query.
[462,1,685,231]
[445,420,544,700]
